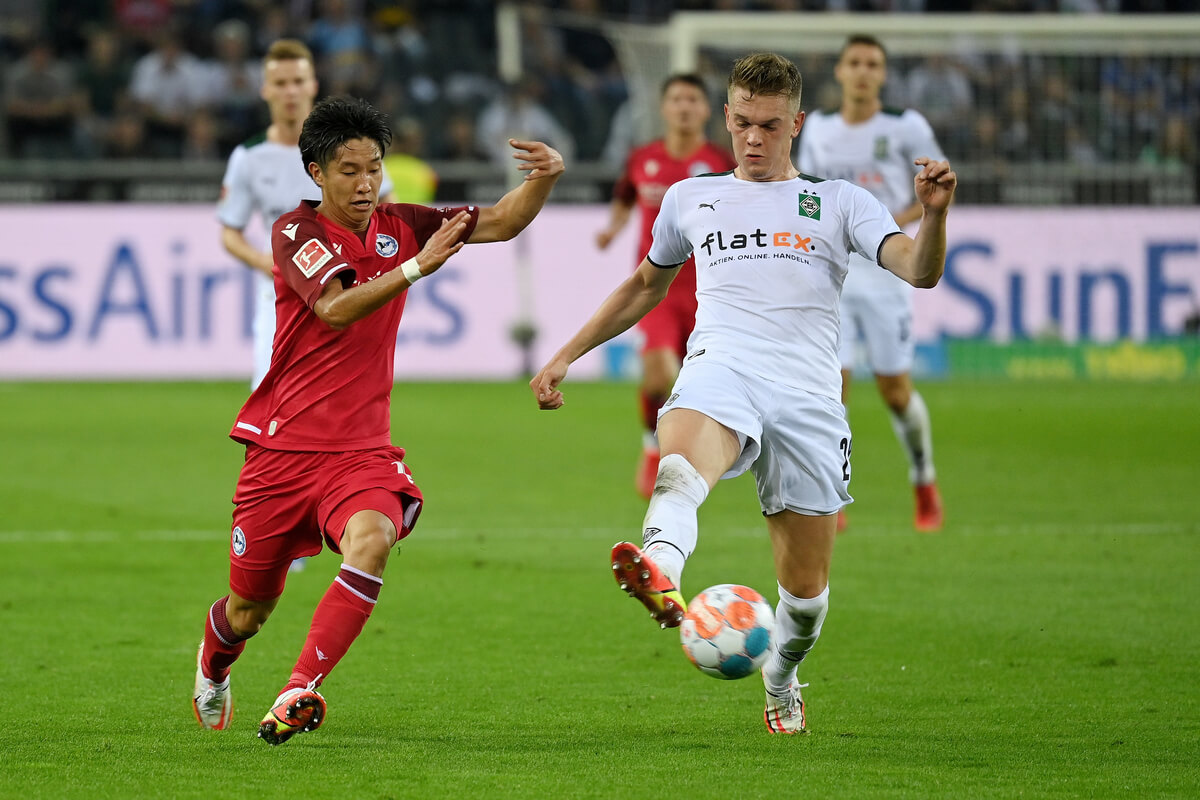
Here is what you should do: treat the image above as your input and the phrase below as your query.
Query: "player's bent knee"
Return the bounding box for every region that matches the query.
[654,453,707,498]
[340,510,397,573]
[877,376,912,413]
[226,595,277,637]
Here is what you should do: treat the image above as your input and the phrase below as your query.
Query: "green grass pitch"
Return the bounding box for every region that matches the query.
[0,378,1196,799]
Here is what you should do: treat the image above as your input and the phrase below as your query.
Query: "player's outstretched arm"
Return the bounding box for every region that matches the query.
[221,225,274,276]
[314,212,471,329]
[531,259,678,410]
[880,157,956,289]
[470,139,564,243]
[596,197,635,250]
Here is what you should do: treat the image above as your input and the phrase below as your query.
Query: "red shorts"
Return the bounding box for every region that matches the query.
[228,444,423,601]
[637,262,696,360]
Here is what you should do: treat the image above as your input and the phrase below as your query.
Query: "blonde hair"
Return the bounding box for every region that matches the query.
[727,52,803,112]
[263,39,313,66]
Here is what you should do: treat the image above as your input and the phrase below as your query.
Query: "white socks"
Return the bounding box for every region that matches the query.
[888,389,936,486]
[763,584,829,694]
[641,453,709,587]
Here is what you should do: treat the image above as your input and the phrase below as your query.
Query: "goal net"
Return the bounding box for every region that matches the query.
[503,9,1200,205]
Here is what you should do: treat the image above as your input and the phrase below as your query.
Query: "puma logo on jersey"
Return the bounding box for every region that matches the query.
[698,200,720,211]
[281,222,299,240]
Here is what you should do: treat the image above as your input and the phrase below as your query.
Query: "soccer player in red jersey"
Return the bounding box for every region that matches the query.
[191,96,564,744]
[596,74,736,499]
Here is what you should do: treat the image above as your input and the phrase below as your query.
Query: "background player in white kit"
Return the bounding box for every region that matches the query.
[218,39,395,391]
[217,39,395,572]
[798,35,945,532]
[531,52,956,734]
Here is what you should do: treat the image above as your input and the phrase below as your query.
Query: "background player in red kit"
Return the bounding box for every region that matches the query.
[596,74,735,498]
[191,96,564,745]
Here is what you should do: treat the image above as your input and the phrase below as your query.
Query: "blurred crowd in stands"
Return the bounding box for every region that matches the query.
[1,0,1197,171]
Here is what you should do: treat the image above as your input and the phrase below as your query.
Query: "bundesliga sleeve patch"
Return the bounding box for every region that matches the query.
[292,238,335,278]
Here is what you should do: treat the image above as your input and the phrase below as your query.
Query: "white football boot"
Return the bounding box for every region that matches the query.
[763,675,806,734]
[192,643,233,730]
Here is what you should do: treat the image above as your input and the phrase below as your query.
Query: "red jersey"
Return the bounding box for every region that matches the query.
[612,139,736,276]
[230,199,479,452]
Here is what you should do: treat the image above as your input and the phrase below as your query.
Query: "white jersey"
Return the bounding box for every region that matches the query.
[648,172,901,400]
[798,108,943,297]
[217,132,394,387]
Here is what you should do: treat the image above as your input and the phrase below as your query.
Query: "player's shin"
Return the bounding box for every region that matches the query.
[203,595,252,681]
[284,565,382,691]
[641,453,709,587]
[639,389,668,433]
[763,584,829,693]
[888,389,935,485]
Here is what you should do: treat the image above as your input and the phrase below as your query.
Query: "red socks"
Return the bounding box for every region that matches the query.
[639,389,666,433]
[285,565,382,691]
[201,596,248,683]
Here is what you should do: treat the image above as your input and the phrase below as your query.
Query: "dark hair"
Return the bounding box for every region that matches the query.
[299,96,392,172]
[840,34,887,61]
[727,52,803,112]
[661,72,708,98]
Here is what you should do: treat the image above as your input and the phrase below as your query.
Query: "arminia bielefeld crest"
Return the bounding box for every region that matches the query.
[798,193,821,220]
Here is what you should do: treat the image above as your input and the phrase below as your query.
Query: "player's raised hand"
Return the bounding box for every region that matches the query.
[412,211,471,277]
[530,358,569,410]
[913,157,956,213]
[510,139,565,181]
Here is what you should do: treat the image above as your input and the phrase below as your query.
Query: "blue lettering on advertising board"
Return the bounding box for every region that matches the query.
[941,241,995,337]
[0,240,253,345]
[941,239,1197,340]
[32,267,72,341]
[1147,242,1196,337]
[396,267,465,346]
[90,242,159,339]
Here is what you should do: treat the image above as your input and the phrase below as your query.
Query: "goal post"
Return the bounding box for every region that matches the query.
[497,7,1200,204]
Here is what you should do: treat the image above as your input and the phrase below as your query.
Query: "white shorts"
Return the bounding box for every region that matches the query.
[251,272,276,391]
[838,284,914,375]
[662,360,852,516]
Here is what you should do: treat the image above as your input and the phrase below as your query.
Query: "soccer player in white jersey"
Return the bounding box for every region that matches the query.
[218,39,395,391]
[531,52,955,734]
[798,35,945,532]
[217,39,395,574]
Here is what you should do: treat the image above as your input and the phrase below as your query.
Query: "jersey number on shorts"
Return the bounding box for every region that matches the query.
[839,437,852,482]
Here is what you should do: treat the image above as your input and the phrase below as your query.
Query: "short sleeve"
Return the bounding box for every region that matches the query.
[646,183,691,267]
[217,146,254,229]
[272,214,351,309]
[841,183,902,265]
[903,110,946,171]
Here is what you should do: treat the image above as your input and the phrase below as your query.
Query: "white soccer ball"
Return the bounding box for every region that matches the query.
[680,584,775,680]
